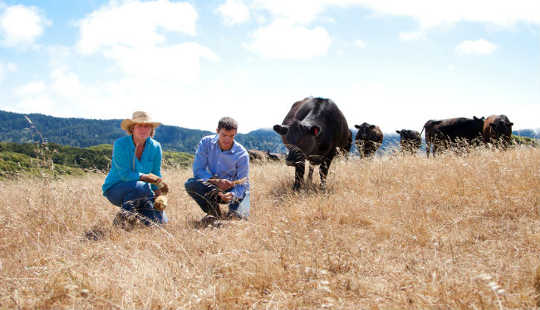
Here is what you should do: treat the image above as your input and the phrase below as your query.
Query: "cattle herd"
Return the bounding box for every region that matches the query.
[265,96,515,190]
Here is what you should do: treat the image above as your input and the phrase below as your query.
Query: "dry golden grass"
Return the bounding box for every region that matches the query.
[1,146,540,309]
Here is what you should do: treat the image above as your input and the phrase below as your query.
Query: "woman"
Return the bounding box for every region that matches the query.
[102,111,168,227]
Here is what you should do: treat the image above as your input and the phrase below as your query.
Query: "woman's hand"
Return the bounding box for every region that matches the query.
[140,173,161,184]
[157,181,169,195]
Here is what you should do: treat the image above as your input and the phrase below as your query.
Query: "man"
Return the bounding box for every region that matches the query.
[185,117,250,223]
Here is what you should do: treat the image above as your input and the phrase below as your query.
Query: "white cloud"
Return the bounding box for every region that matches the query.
[354,39,366,48]
[103,43,219,82]
[0,5,50,47]
[245,0,540,59]
[399,31,425,41]
[362,0,540,29]
[77,0,198,54]
[252,0,329,25]
[217,0,251,25]
[0,62,17,82]
[12,81,57,115]
[455,39,497,55]
[6,62,17,72]
[76,1,218,85]
[250,0,540,31]
[245,19,331,59]
[50,67,83,99]
[15,81,47,96]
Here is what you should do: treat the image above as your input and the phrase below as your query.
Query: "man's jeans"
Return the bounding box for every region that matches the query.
[104,180,168,225]
[184,178,250,219]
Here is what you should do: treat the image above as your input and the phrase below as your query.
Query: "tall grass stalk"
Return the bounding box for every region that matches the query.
[0,146,539,309]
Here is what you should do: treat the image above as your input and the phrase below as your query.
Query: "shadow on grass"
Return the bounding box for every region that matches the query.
[185,213,245,230]
[268,177,335,203]
[83,220,112,241]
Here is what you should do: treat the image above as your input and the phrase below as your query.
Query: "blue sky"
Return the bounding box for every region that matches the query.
[0,0,538,133]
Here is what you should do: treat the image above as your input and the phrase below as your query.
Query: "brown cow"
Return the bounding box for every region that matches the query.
[423,116,485,157]
[396,129,421,154]
[483,114,513,149]
[354,122,383,158]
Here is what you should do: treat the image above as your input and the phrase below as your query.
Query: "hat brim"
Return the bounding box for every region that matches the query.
[121,119,161,132]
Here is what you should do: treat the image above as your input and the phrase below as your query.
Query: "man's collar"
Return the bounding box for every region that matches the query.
[212,134,236,153]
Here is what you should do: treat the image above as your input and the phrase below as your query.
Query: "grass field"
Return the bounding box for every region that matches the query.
[1,146,539,309]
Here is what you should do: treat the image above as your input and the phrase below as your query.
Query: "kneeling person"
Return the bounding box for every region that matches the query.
[185,117,250,221]
[102,111,168,228]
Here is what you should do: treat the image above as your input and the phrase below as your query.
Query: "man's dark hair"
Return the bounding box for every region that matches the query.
[218,117,238,131]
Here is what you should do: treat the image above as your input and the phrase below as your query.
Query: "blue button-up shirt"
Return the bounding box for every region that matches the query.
[102,135,162,195]
[192,134,249,199]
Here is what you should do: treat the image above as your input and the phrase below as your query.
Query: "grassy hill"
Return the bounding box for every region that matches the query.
[0,142,194,178]
[0,110,287,153]
[2,110,537,156]
[0,147,539,308]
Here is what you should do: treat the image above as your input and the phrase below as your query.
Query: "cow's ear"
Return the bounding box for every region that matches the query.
[509,122,514,126]
[354,124,361,129]
[310,125,321,136]
[396,130,401,134]
[273,124,288,135]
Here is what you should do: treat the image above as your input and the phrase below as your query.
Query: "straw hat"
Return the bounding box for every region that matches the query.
[120,111,161,133]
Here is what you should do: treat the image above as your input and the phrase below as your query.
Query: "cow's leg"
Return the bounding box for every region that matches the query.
[426,137,431,158]
[307,164,314,185]
[433,141,439,157]
[356,141,364,158]
[319,153,335,190]
[293,160,305,191]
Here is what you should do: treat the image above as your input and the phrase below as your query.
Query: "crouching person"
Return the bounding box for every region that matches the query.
[102,111,169,229]
[185,117,250,224]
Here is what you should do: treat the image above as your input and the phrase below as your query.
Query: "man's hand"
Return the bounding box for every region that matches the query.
[218,192,233,203]
[157,181,169,195]
[140,173,161,184]
[208,178,234,191]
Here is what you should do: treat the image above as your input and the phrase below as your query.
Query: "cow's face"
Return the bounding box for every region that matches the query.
[354,123,376,140]
[490,118,513,136]
[274,122,320,161]
[396,130,420,141]
[472,116,485,130]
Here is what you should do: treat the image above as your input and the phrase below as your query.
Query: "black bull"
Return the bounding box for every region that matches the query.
[273,97,352,190]
[423,116,485,157]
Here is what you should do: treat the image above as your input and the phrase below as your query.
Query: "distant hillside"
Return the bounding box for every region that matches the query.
[0,141,194,178]
[0,110,279,153]
[0,110,537,155]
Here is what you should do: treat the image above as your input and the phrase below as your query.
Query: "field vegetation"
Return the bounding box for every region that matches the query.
[0,142,194,179]
[1,146,540,309]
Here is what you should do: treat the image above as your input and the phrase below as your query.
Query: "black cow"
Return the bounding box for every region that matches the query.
[354,123,383,158]
[273,97,352,190]
[266,150,283,161]
[248,149,283,163]
[248,149,267,163]
[396,129,421,154]
[483,114,513,148]
[423,116,485,157]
